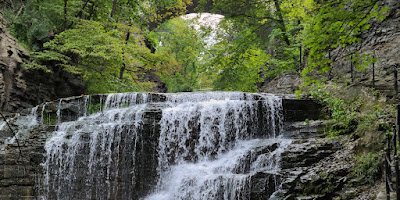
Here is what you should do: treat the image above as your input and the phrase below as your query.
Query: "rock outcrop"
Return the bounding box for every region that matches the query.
[259,72,302,94]
[0,14,85,112]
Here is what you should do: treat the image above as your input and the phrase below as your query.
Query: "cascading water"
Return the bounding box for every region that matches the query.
[39,93,151,200]
[148,92,287,200]
[38,92,290,200]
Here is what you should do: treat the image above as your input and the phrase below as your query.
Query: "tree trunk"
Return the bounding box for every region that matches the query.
[120,31,130,80]
[64,0,68,31]
[110,0,118,19]
[76,0,91,18]
[273,0,290,46]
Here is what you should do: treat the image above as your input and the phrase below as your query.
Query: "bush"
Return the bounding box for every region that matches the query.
[351,152,381,185]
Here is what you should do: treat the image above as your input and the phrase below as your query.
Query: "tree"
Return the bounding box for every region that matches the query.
[3,0,197,93]
[204,21,270,92]
[149,17,206,92]
[195,0,299,91]
[45,20,154,93]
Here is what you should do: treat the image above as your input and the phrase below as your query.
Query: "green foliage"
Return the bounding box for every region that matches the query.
[151,17,204,92]
[87,103,103,115]
[265,46,300,78]
[202,20,272,92]
[211,48,268,92]
[302,0,388,78]
[300,82,393,139]
[3,0,196,94]
[163,73,194,92]
[200,0,310,90]
[351,152,381,185]
[0,0,392,94]
[43,112,58,125]
[301,83,355,136]
[45,20,155,93]
[2,1,58,51]
[25,50,72,73]
[83,72,154,94]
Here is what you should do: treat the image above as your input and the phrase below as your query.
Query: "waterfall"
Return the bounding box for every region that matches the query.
[40,93,150,200]
[0,105,41,150]
[39,92,289,200]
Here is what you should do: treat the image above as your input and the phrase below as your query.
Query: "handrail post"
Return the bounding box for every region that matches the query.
[397,105,400,200]
[351,56,354,83]
[328,50,332,80]
[394,65,398,96]
[387,132,392,200]
[372,60,375,88]
[393,125,400,200]
[299,45,302,70]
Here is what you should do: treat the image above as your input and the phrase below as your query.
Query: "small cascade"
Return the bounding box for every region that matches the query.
[0,105,41,150]
[149,92,286,200]
[38,92,289,200]
[40,93,151,200]
[29,105,40,126]
[103,93,149,110]
[147,139,291,200]
[157,93,282,170]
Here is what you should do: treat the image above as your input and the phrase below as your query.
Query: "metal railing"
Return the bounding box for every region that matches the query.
[385,105,400,200]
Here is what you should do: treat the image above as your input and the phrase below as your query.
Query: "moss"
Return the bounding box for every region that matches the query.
[350,152,381,185]
[87,103,102,115]
[302,172,339,196]
[43,112,57,125]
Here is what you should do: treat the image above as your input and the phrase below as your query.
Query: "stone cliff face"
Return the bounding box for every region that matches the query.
[259,72,302,94]
[330,0,400,93]
[0,15,31,111]
[0,14,85,112]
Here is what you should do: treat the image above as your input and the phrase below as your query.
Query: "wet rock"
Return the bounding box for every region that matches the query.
[280,140,339,169]
[282,99,323,122]
[276,137,364,200]
[283,121,326,139]
[259,72,302,94]
[250,172,281,200]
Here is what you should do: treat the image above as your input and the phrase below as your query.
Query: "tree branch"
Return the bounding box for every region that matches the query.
[0,112,25,164]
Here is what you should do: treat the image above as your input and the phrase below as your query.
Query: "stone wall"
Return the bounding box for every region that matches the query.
[0,125,53,200]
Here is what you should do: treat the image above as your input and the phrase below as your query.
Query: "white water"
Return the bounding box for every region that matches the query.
[147,139,291,200]
[40,93,148,200]
[38,92,289,200]
[0,105,41,150]
[148,92,286,200]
